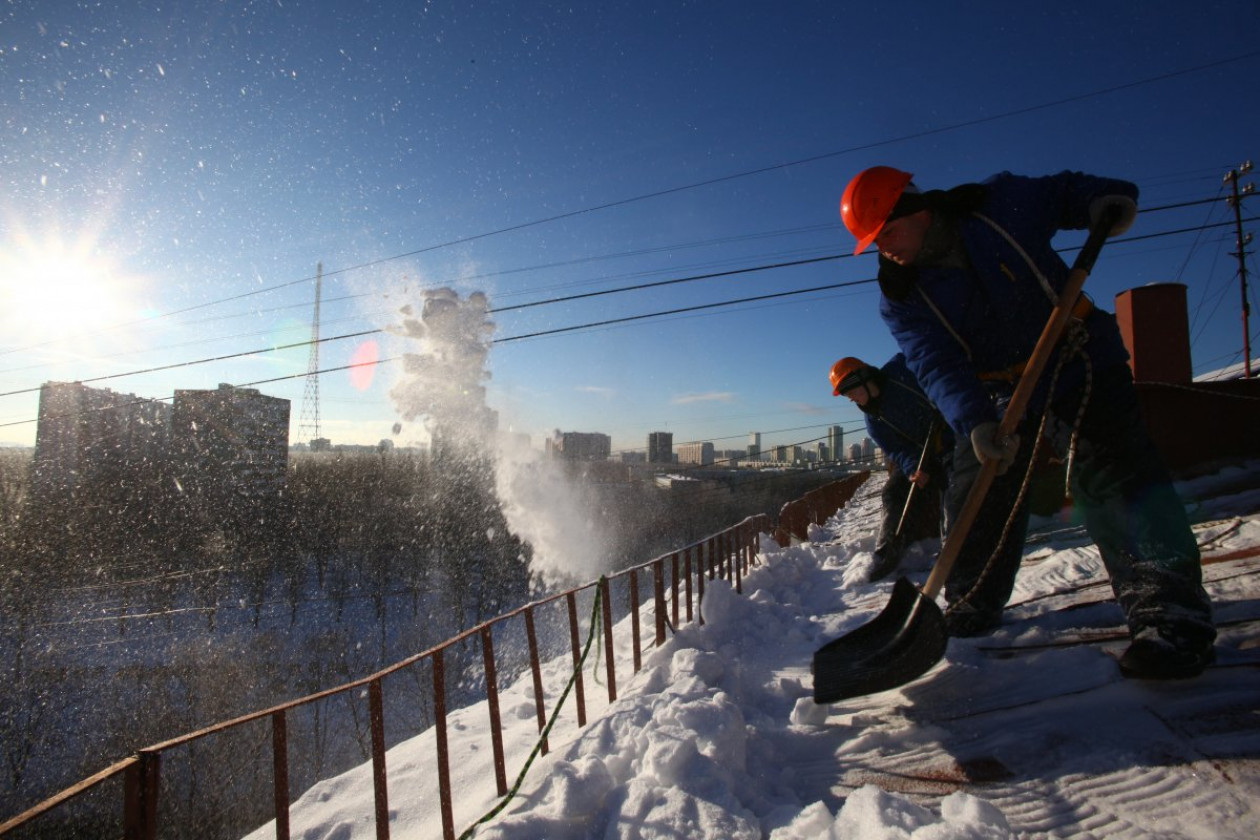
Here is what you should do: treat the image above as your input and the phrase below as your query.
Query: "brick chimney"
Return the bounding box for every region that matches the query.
[1113,283,1192,383]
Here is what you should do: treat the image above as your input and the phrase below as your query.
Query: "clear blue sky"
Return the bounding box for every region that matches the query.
[2,1,1257,454]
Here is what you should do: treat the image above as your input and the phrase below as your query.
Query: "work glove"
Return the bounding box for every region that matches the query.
[1089,194,1138,237]
[970,422,1019,475]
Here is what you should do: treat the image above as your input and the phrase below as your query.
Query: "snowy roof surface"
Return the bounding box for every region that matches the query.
[1194,358,1260,382]
[244,461,1260,839]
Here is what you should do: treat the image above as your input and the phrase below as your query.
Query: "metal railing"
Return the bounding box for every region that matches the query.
[1,472,870,840]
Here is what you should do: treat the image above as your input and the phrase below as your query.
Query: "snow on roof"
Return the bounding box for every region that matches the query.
[1194,357,1260,382]
[244,461,1260,840]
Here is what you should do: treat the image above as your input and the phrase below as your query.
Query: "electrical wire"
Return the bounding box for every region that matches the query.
[3,212,1255,440]
[1,200,1249,408]
[4,46,1257,362]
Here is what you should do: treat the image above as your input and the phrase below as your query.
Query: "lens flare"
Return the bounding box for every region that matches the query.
[349,340,379,391]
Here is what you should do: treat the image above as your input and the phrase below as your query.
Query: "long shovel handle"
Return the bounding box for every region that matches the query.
[920,206,1122,600]
[893,417,939,538]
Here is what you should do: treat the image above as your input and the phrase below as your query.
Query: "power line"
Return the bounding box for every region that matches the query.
[1,208,1253,429]
[1,196,1246,400]
[5,50,1256,362]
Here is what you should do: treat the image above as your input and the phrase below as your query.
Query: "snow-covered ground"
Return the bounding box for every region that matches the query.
[245,461,1260,839]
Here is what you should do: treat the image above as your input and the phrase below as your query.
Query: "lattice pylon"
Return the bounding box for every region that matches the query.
[297,263,323,445]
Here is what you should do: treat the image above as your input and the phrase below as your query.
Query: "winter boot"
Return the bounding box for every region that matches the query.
[944,603,1002,638]
[1118,626,1215,680]
[868,536,904,582]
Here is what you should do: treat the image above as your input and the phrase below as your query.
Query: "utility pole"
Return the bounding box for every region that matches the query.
[298,263,323,445]
[1225,162,1255,378]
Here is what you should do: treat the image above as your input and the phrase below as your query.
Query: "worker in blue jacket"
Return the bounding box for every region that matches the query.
[838,166,1215,680]
[830,353,952,582]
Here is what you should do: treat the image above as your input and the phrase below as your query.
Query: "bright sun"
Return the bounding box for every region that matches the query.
[0,232,141,351]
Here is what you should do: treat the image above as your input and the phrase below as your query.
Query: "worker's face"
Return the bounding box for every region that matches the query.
[842,380,879,407]
[876,209,932,266]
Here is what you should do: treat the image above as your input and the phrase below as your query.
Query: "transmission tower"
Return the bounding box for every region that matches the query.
[298,263,323,445]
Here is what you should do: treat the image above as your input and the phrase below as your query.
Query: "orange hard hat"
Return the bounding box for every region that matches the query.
[840,166,914,256]
[830,356,871,396]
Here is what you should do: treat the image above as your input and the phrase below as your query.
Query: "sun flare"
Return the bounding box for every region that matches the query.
[0,232,142,351]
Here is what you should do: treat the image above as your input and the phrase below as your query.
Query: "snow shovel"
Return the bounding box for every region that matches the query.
[869,419,940,582]
[812,206,1122,703]
[893,417,940,539]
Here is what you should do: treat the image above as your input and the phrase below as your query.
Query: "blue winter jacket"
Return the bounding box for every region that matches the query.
[878,170,1135,440]
[862,353,952,477]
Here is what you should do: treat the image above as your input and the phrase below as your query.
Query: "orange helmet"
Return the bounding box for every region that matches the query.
[830,356,872,396]
[840,166,914,256]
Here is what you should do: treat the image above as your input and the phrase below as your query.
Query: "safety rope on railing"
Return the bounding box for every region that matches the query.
[459,577,606,839]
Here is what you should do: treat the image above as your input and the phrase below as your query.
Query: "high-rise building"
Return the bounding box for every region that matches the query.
[676,441,714,466]
[32,381,171,499]
[548,430,611,460]
[648,431,674,464]
[828,426,844,463]
[748,432,762,460]
[172,383,290,500]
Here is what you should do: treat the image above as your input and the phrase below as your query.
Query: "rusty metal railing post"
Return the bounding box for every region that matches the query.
[480,627,508,796]
[433,650,455,840]
[123,749,159,840]
[629,569,642,673]
[697,544,706,626]
[734,527,743,594]
[523,606,549,756]
[566,592,587,727]
[600,577,617,702]
[720,531,730,584]
[653,558,666,647]
[271,710,291,840]
[684,547,694,623]
[725,532,733,581]
[742,521,750,572]
[369,679,390,840]
[670,552,680,629]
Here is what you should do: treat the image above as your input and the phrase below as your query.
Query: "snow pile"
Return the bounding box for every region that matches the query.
[471,564,1013,840]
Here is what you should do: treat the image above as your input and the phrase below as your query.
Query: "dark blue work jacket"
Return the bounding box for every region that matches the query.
[878,170,1135,439]
[863,353,952,477]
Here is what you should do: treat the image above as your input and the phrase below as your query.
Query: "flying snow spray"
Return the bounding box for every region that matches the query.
[387,288,609,586]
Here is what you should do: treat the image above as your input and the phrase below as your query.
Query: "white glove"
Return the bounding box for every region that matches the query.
[1089,195,1137,237]
[970,422,1020,475]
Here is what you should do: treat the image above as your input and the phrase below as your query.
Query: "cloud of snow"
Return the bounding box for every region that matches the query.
[387,287,496,453]
[386,287,611,586]
[491,444,612,585]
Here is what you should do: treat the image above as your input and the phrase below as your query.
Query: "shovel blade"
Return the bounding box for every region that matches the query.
[812,576,949,703]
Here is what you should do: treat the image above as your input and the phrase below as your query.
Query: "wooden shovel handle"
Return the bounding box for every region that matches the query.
[921,207,1121,600]
[894,417,938,538]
